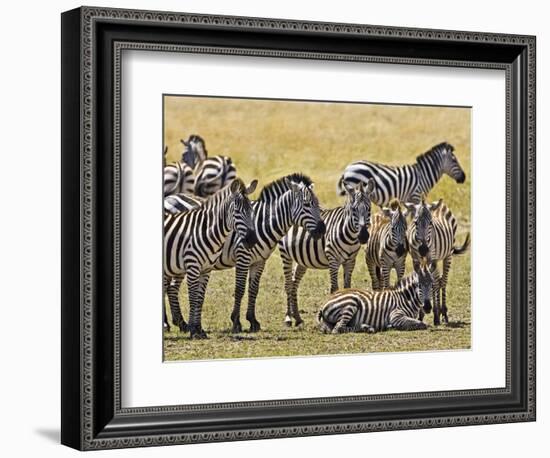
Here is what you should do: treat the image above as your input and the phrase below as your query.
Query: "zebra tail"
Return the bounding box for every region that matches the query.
[336,175,346,197]
[453,233,471,256]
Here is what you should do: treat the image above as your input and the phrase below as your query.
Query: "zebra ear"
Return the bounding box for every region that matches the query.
[381,207,392,218]
[245,179,258,195]
[342,181,355,195]
[429,198,443,211]
[364,178,375,194]
[180,139,188,146]
[230,179,242,194]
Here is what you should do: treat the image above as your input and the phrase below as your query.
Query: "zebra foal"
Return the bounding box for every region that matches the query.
[279,179,374,327]
[337,142,466,206]
[406,198,470,325]
[365,200,408,290]
[163,178,258,339]
[317,264,434,333]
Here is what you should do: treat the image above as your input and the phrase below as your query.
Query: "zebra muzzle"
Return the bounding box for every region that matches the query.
[456,172,466,184]
[419,243,429,257]
[396,243,406,256]
[423,300,432,314]
[358,225,370,244]
[242,230,258,249]
[311,221,326,240]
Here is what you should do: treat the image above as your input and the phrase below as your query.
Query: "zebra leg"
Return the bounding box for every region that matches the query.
[380,265,391,290]
[165,276,188,332]
[389,311,428,331]
[230,256,250,334]
[367,261,380,290]
[343,258,356,289]
[246,260,266,332]
[395,259,406,286]
[163,304,170,332]
[328,259,341,294]
[332,304,359,334]
[281,250,296,327]
[291,264,308,327]
[441,257,452,324]
[186,268,210,339]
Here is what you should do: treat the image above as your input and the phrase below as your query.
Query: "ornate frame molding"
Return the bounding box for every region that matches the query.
[61,6,536,450]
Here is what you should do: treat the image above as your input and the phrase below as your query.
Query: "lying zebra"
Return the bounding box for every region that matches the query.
[365,200,408,290]
[317,264,435,334]
[279,179,374,327]
[406,198,470,325]
[337,142,466,206]
[163,179,258,339]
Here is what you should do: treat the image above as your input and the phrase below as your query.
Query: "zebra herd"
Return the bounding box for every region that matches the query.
[163,135,470,339]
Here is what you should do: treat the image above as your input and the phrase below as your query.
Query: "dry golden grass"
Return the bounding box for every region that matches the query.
[163,96,471,361]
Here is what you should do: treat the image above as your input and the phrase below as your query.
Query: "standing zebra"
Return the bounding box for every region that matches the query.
[164,178,258,339]
[317,264,434,333]
[365,200,408,290]
[406,198,470,325]
[163,135,207,196]
[336,142,466,206]
[279,179,375,327]
[163,173,326,333]
[194,155,237,197]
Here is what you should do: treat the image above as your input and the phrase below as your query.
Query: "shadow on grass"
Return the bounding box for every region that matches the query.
[445,320,469,329]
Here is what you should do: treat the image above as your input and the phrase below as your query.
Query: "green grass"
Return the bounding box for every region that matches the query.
[163,96,471,361]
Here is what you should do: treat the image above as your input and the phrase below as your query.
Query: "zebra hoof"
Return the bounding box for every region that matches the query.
[178,322,189,333]
[284,317,292,327]
[249,321,261,333]
[294,319,304,328]
[190,328,208,339]
[231,322,243,334]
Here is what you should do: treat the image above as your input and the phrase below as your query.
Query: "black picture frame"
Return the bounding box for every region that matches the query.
[61,6,536,450]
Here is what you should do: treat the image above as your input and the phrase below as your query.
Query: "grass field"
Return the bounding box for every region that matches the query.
[163,96,471,361]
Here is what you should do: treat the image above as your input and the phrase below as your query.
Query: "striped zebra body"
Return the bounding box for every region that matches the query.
[163,193,204,215]
[194,156,237,197]
[278,180,375,326]
[163,179,258,339]
[317,265,434,333]
[365,201,408,290]
[337,142,466,206]
[406,199,470,325]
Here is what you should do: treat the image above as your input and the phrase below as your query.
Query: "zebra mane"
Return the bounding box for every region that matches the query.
[257,173,313,203]
[415,142,453,164]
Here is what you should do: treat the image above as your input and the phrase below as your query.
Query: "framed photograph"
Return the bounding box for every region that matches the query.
[61,6,536,450]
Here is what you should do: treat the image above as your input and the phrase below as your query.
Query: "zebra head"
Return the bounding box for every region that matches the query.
[228,179,258,249]
[288,178,326,240]
[343,179,375,244]
[413,263,434,314]
[180,134,208,169]
[405,197,442,258]
[439,143,466,184]
[381,200,408,256]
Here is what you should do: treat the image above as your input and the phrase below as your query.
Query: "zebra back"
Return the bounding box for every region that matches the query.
[194,156,237,197]
[164,161,195,196]
[164,193,204,215]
